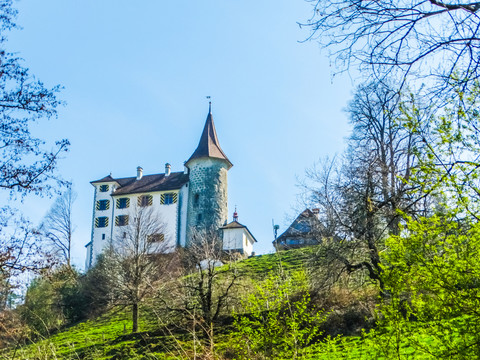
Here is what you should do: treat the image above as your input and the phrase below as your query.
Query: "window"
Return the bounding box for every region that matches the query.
[287,239,301,245]
[194,193,200,207]
[123,232,127,239]
[102,234,106,240]
[147,233,165,243]
[197,213,202,224]
[96,199,110,211]
[99,184,109,192]
[116,197,130,209]
[115,215,129,226]
[161,192,177,205]
[95,217,109,228]
[138,194,153,207]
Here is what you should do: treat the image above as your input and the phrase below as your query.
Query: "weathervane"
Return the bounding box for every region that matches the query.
[206,95,212,112]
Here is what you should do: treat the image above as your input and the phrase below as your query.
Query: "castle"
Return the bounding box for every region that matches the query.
[85,105,256,269]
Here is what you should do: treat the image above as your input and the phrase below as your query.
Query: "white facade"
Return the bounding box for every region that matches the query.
[85,107,257,270]
[85,175,188,269]
[221,222,257,257]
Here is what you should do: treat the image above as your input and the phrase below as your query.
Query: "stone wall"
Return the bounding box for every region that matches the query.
[186,157,229,244]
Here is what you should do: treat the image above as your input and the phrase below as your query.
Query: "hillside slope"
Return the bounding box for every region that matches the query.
[4,248,319,360]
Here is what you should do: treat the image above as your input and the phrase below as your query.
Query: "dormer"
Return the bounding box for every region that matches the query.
[90,174,119,194]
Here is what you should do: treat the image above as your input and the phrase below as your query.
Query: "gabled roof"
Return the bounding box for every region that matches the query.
[91,171,189,195]
[275,209,325,243]
[186,106,233,169]
[91,175,117,184]
[221,220,258,242]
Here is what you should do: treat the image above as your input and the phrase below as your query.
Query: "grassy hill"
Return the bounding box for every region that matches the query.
[3,248,326,360]
[2,247,448,359]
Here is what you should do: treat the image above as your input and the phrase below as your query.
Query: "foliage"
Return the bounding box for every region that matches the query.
[404,81,480,217]
[0,213,54,310]
[352,82,480,359]
[360,212,479,359]
[233,269,327,359]
[78,252,118,319]
[19,266,84,337]
[303,81,424,294]
[160,228,241,357]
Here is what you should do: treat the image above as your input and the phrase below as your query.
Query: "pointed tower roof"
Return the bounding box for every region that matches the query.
[186,103,233,169]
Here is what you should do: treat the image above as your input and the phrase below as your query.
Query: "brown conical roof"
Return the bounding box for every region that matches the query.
[186,105,233,169]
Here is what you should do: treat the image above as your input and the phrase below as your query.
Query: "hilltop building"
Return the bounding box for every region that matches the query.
[273,209,325,251]
[85,105,256,269]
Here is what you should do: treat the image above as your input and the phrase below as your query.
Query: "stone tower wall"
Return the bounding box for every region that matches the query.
[186,158,229,243]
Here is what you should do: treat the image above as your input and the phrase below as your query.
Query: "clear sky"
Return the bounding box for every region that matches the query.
[8,0,355,270]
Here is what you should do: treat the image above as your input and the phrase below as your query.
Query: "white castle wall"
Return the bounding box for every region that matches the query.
[88,181,182,267]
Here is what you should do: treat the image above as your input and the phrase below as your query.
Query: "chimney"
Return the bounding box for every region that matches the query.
[165,163,171,177]
[136,166,143,180]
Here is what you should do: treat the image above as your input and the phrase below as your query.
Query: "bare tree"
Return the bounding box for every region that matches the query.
[302,0,480,98]
[304,82,425,293]
[0,0,69,198]
[0,213,54,310]
[0,0,68,309]
[165,228,241,356]
[106,205,176,333]
[39,186,76,267]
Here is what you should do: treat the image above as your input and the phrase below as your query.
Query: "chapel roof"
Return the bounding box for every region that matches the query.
[220,220,258,242]
[275,209,325,243]
[91,171,189,195]
[186,104,233,169]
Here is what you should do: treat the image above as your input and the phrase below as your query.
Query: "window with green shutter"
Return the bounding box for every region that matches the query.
[99,185,109,192]
[147,233,164,243]
[138,195,153,207]
[115,215,129,226]
[161,192,177,205]
[95,217,109,228]
[96,199,110,211]
[116,197,130,209]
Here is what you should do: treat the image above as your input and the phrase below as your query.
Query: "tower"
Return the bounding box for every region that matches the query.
[185,103,232,243]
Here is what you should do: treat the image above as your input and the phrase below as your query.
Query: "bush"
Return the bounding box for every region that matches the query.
[233,269,327,359]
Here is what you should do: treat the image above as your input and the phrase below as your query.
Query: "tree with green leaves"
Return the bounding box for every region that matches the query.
[304,81,424,294]
[364,82,480,358]
[233,269,327,360]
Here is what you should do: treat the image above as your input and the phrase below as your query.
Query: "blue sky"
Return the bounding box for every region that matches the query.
[9,0,355,269]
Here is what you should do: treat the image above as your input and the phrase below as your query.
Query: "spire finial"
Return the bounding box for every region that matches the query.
[206,95,211,113]
[233,205,238,222]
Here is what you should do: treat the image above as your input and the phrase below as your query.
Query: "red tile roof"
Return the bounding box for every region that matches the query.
[186,109,232,168]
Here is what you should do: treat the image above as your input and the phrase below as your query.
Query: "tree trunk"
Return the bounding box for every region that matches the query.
[132,302,138,333]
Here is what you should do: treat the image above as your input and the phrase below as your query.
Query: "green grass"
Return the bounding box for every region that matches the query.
[1,247,450,359]
[236,246,315,276]
[2,248,317,359]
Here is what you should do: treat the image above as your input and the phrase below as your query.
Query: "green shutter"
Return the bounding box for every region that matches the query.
[138,195,152,207]
[161,192,178,205]
[116,198,130,209]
